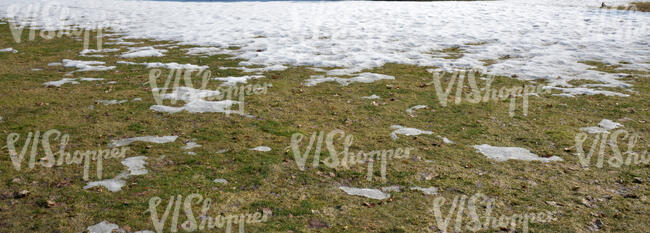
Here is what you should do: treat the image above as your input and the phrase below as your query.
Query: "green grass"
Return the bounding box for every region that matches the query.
[0,22,648,233]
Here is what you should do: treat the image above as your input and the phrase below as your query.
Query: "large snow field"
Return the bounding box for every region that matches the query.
[0,0,648,96]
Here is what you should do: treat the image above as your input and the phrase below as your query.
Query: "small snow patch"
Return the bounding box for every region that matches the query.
[109,136,178,148]
[150,87,244,115]
[580,119,623,134]
[183,141,202,150]
[43,78,79,87]
[339,186,390,200]
[473,144,563,162]
[380,185,402,192]
[62,59,115,73]
[250,146,271,152]
[361,94,380,99]
[213,178,228,184]
[390,125,433,140]
[86,221,122,233]
[96,100,128,106]
[410,186,438,195]
[0,48,17,53]
[304,73,394,86]
[118,61,207,70]
[212,75,264,86]
[120,47,167,58]
[84,156,148,192]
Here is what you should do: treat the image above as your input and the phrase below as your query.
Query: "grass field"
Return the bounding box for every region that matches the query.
[0,21,648,233]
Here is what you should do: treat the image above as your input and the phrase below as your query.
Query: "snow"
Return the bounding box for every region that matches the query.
[441,137,455,144]
[79,77,104,81]
[580,119,623,133]
[61,59,115,73]
[183,141,202,150]
[84,156,148,192]
[120,46,167,58]
[406,105,427,114]
[212,75,264,86]
[304,73,395,86]
[361,94,380,99]
[80,48,120,57]
[339,186,390,200]
[0,47,17,53]
[219,64,287,73]
[186,47,223,56]
[96,100,128,105]
[381,185,402,192]
[473,144,564,162]
[250,146,271,152]
[43,78,79,87]
[108,135,178,148]
[150,86,242,115]
[117,61,207,70]
[213,178,228,184]
[389,125,433,140]
[410,186,438,195]
[1,0,646,96]
[86,221,122,233]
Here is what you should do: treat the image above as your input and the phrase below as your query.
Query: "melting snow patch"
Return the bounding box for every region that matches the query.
[84,156,148,192]
[213,178,228,184]
[118,61,207,70]
[80,48,120,57]
[339,186,390,200]
[250,146,271,152]
[304,73,394,87]
[0,48,17,53]
[212,75,264,86]
[219,64,287,73]
[150,87,245,115]
[43,78,79,87]
[361,94,380,99]
[184,141,202,150]
[473,144,563,162]
[390,125,433,140]
[61,59,115,73]
[410,186,438,195]
[96,100,128,105]
[381,185,402,192]
[406,105,427,116]
[86,221,122,233]
[440,137,455,144]
[186,47,223,56]
[580,119,623,134]
[120,47,167,58]
[109,136,178,148]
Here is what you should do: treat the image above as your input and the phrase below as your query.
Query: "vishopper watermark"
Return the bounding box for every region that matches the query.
[431,192,558,233]
[575,129,648,168]
[4,129,129,181]
[5,1,129,50]
[147,194,270,233]
[290,130,414,182]
[148,68,271,116]
[428,70,549,117]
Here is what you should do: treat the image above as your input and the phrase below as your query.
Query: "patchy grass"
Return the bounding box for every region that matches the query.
[0,23,648,233]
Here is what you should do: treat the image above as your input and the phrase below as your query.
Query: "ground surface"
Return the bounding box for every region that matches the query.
[0,1,649,233]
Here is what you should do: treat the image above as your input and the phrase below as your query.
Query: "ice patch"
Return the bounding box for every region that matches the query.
[212,75,264,86]
[389,125,433,140]
[61,59,115,73]
[580,119,623,133]
[361,94,380,99]
[250,146,271,152]
[304,73,394,86]
[84,156,148,192]
[120,46,167,58]
[410,186,438,195]
[473,144,563,162]
[339,186,390,200]
[108,135,178,148]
